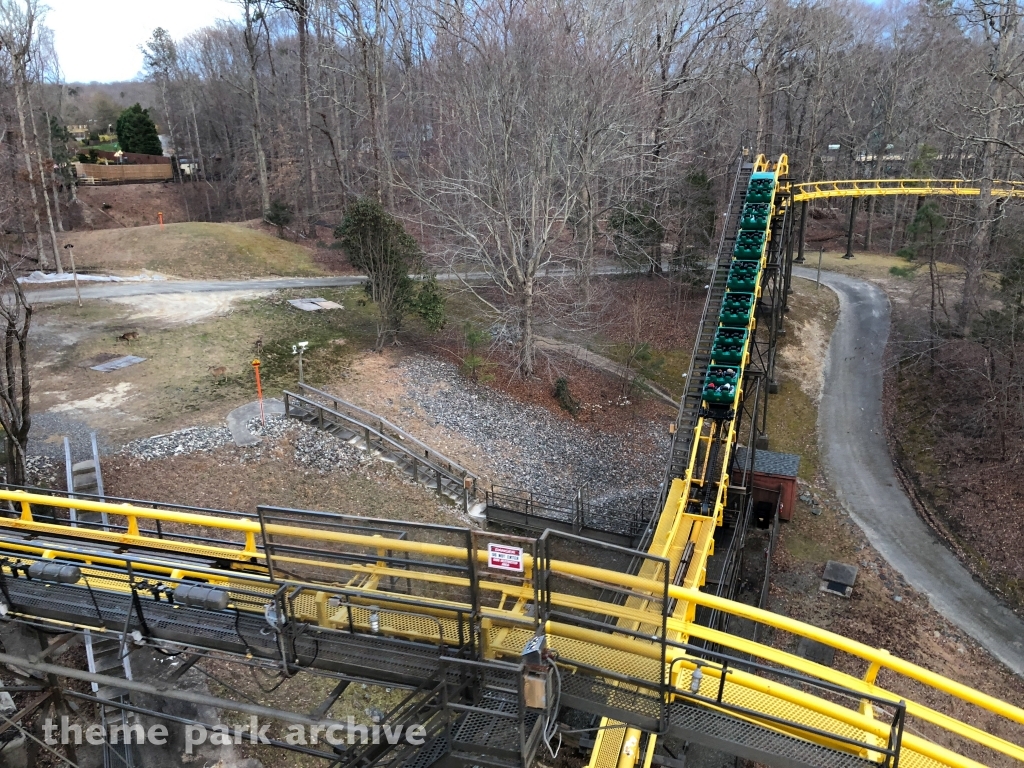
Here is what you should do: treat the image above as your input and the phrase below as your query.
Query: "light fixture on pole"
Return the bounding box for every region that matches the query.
[292,341,309,383]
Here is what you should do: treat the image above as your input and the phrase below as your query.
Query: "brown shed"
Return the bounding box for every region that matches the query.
[732,446,801,522]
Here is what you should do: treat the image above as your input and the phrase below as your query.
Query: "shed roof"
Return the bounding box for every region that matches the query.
[734,446,801,478]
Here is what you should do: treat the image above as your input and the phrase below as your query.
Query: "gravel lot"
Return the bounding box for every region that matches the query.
[398,355,667,506]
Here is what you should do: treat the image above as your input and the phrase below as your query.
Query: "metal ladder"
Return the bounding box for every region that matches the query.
[63,433,108,530]
[65,434,134,767]
[83,631,137,768]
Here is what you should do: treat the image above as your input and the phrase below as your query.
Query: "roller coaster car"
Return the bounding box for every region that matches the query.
[733,230,765,260]
[707,365,739,386]
[745,176,775,204]
[702,382,738,405]
[711,328,747,365]
[720,293,754,327]
[740,203,771,230]
[703,365,740,404]
[727,261,760,292]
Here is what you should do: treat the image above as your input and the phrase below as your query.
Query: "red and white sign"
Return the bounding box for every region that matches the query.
[487,543,524,573]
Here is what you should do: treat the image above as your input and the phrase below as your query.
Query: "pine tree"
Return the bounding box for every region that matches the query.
[115,104,163,156]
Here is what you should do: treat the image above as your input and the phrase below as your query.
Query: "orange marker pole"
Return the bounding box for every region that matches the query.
[158,211,164,227]
[252,359,266,426]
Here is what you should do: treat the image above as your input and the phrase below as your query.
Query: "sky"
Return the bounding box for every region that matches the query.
[43,0,241,83]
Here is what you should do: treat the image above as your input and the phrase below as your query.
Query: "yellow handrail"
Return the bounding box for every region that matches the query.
[792,178,1024,202]
[0,482,1020,761]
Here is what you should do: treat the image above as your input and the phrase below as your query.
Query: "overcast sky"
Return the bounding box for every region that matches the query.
[44,0,241,83]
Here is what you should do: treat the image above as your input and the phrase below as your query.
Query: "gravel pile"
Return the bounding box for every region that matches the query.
[114,413,366,480]
[25,456,61,487]
[18,353,665,517]
[243,415,364,474]
[399,355,666,505]
[121,426,234,460]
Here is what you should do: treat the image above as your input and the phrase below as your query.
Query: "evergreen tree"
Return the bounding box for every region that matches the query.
[335,198,422,349]
[115,104,163,156]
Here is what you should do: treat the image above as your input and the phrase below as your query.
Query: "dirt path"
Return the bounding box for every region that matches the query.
[796,267,1024,676]
[534,336,678,409]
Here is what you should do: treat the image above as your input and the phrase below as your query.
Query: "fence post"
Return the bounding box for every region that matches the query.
[318,406,324,429]
[436,470,443,497]
[575,487,583,532]
[412,460,419,483]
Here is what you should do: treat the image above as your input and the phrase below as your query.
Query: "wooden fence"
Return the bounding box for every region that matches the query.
[74,163,173,184]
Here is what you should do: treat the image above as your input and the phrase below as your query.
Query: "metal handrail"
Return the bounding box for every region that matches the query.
[666,653,906,766]
[284,390,476,511]
[486,484,654,537]
[297,383,479,484]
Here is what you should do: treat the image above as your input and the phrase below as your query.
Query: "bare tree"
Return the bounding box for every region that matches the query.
[0,237,32,488]
[0,0,57,271]
[239,0,273,217]
[274,0,319,230]
[414,0,599,377]
[945,0,1024,335]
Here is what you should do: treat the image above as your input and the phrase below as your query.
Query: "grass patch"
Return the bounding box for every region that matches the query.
[782,527,833,562]
[889,265,919,278]
[33,287,382,439]
[55,222,324,279]
[648,348,689,398]
[799,249,962,283]
[764,277,840,481]
[765,379,820,481]
[603,343,689,399]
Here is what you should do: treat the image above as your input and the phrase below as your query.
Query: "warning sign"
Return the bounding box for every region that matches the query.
[487,543,524,573]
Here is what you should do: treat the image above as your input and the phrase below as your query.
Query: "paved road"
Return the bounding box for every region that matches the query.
[22,275,367,304]
[21,266,633,305]
[797,267,1024,676]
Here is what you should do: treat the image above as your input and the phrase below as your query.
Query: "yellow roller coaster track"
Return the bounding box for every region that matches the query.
[792,178,1024,202]
[590,153,788,768]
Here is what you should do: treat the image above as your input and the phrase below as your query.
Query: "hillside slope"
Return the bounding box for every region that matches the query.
[58,222,324,280]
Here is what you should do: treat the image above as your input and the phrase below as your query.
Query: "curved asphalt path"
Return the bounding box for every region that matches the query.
[795,266,1024,676]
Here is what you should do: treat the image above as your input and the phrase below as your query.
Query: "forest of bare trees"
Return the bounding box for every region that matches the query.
[7,0,1024,374]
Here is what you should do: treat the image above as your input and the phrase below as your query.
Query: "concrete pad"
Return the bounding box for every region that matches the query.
[820,560,858,598]
[90,354,146,372]
[226,398,285,446]
[289,300,325,311]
